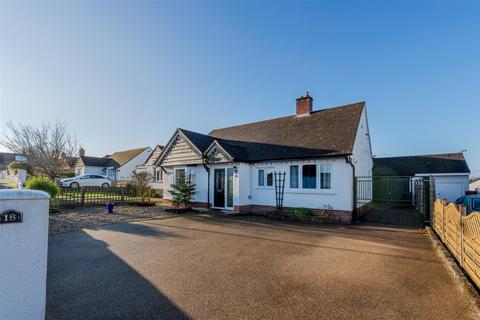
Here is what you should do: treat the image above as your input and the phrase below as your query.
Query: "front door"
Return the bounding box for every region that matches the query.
[214,169,225,208]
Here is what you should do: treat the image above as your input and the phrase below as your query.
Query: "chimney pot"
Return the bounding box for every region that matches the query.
[296,92,313,116]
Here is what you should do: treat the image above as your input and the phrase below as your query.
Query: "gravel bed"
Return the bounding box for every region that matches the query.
[49,205,179,235]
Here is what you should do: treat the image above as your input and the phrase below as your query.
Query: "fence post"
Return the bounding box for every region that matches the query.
[460,205,466,268]
[80,187,85,207]
[442,200,446,241]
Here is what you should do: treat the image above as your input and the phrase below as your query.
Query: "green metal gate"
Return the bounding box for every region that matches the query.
[355,176,430,227]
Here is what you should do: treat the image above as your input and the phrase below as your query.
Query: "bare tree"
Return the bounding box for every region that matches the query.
[1,120,79,179]
[132,171,152,202]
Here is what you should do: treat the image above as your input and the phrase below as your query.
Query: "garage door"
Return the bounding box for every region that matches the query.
[436,182,463,202]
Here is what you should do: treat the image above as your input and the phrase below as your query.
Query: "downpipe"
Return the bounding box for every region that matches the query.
[346,155,356,222]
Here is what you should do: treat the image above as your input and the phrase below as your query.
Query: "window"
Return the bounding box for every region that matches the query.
[258,169,265,186]
[175,168,185,184]
[290,165,299,188]
[187,167,196,184]
[266,171,273,187]
[320,164,332,189]
[302,165,317,189]
[473,199,480,211]
[154,169,163,182]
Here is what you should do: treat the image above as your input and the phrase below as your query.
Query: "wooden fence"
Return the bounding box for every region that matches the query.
[432,199,480,288]
[50,187,150,209]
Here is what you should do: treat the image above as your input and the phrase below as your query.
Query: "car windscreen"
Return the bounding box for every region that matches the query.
[473,199,480,211]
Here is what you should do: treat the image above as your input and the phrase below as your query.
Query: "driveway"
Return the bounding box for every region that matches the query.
[47,215,478,320]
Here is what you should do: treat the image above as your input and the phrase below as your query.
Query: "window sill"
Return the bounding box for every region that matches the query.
[285,190,335,195]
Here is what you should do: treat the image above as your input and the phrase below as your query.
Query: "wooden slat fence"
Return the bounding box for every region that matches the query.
[432,199,480,288]
[50,187,150,209]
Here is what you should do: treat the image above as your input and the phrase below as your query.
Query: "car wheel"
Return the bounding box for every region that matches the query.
[70,182,80,189]
[101,183,110,188]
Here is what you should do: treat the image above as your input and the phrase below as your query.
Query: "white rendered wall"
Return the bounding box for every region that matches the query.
[351,107,373,177]
[0,190,50,320]
[117,148,153,181]
[162,165,209,203]
[247,158,353,211]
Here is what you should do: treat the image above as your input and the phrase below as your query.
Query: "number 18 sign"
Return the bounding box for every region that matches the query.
[0,210,23,224]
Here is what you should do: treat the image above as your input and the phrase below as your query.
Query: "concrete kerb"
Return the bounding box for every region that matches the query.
[426,226,480,317]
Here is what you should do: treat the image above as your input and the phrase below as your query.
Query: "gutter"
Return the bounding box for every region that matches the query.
[346,156,356,219]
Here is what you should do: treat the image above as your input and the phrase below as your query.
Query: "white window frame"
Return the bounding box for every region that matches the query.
[187,167,196,184]
[256,167,274,189]
[174,167,186,184]
[287,162,334,193]
[319,164,332,190]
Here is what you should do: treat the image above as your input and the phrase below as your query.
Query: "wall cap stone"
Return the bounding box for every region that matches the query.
[0,189,50,200]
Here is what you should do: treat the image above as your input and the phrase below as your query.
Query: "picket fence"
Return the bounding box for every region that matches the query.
[432,199,480,288]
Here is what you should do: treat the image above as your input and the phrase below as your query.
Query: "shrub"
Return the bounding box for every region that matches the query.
[149,188,158,197]
[8,161,33,175]
[169,177,197,208]
[25,177,60,198]
[290,207,311,217]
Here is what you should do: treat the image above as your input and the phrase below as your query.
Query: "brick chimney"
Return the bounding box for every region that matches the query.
[79,147,85,157]
[296,91,313,116]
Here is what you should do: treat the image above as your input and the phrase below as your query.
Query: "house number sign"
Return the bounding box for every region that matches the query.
[0,210,23,224]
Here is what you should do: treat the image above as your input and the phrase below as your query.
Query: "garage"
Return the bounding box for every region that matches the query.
[373,153,470,202]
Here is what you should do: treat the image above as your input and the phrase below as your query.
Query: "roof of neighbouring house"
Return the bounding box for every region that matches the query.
[78,147,150,168]
[110,147,150,166]
[79,156,117,168]
[209,102,365,157]
[373,153,470,176]
[144,145,164,166]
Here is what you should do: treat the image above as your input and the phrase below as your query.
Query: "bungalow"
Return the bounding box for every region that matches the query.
[75,147,153,181]
[134,145,165,193]
[155,93,373,223]
[373,153,470,202]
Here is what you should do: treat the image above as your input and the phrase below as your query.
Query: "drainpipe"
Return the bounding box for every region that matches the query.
[346,155,356,221]
[202,158,210,208]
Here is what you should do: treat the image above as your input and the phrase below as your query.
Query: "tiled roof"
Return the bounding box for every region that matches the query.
[373,153,470,176]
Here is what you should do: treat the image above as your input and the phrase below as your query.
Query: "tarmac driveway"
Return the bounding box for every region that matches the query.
[46,214,478,320]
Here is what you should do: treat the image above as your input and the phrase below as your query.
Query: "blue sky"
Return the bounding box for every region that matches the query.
[1,1,479,175]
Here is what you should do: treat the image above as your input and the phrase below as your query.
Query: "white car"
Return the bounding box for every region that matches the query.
[60,175,111,189]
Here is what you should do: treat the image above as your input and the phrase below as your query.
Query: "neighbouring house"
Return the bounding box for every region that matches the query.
[470,177,480,192]
[134,145,165,194]
[74,147,153,181]
[373,153,470,202]
[0,152,26,170]
[155,93,373,223]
